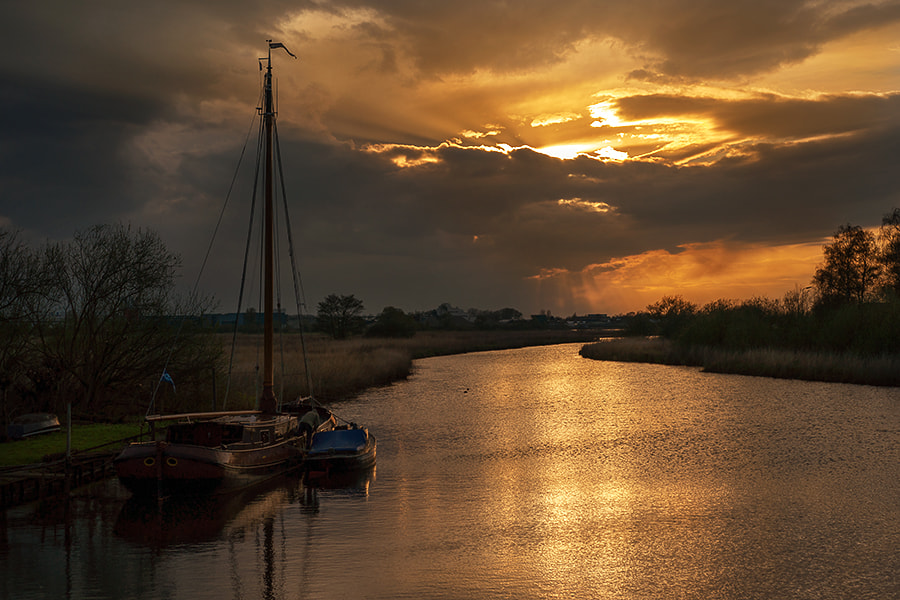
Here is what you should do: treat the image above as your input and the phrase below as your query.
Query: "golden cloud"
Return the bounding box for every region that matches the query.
[529,240,824,314]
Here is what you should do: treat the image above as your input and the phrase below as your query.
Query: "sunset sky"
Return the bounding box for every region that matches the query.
[2,1,899,316]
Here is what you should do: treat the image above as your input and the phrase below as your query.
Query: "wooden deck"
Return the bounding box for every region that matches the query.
[0,451,118,509]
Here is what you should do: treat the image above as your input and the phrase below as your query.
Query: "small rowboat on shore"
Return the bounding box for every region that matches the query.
[7,413,61,440]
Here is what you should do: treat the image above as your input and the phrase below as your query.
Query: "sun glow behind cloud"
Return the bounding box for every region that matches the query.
[536,143,603,160]
[530,112,582,127]
[557,198,614,213]
[270,10,896,315]
[9,1,894,318]
[529,240,825,315]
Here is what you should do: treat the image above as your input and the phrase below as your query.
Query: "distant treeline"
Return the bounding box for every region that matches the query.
[0,224,597,424]
[581,210,900,385]
[619,208,900,356]
[228,298,590,339]
[623,295,900,356]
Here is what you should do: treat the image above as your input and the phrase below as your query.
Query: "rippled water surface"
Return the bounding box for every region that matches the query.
[2,344,899,599]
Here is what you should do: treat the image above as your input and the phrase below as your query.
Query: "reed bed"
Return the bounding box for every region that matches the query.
[700,347,900,386]
[580,337,900,386]
[209,334,408,409]
[204,329,598,411]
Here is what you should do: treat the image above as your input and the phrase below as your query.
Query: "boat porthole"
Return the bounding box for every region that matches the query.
[166,457,178,467]
[143,457,155,467]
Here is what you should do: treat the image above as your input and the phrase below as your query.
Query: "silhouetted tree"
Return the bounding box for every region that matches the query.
[366,306,417,338]
[0,230,42,419]
[813,224,881,305]
[879,208,900,296]
[316,294,365,339]
[646,295,697,338]
[30,224,220,416]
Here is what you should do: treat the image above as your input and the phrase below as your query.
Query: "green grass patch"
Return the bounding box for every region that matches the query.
[0,422,144,467]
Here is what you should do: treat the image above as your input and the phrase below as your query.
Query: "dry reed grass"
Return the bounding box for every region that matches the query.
[580,337,900,386]
[701,347,900,386]
[207,329,599,410]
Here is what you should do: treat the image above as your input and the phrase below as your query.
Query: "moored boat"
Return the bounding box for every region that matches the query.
[305,425,376,478]
[115,41,338,498]
[115,407,334,496]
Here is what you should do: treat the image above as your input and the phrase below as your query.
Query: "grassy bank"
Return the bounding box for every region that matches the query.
[0,422,144,468]
[579,337,900,386]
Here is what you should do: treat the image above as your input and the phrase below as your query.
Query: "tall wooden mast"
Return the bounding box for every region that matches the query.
[259,40,295,414]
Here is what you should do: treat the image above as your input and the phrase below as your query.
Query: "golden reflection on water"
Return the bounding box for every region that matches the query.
[6,344,900,599]
[467,350,759,595]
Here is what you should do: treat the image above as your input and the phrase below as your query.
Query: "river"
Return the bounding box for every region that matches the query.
[2,343,898,599]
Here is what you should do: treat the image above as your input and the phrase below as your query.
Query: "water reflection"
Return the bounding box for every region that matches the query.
[3,344,899,599]
[114,479,295,548]
[112,468,376,549]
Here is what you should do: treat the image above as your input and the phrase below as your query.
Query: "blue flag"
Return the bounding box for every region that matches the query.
[161,370,176,393]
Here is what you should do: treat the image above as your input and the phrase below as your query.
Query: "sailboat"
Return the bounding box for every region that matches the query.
[115,42,335,497]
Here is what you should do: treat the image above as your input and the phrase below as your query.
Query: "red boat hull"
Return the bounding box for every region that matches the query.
[115,439,304,497]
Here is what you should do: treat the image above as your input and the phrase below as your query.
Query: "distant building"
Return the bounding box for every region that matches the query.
[566,313,611,329]
[203,310,288,328]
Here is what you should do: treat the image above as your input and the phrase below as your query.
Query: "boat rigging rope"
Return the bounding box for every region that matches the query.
[222,116,265,409]
[147,80,323,416]
[274,123,316,402]
[146,101,261,418]
[273,158,286,405]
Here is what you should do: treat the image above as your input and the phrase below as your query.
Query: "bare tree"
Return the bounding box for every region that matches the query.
[0,230,42,418]
[647,295,697,319]
[646,295,698,338]
[316,294,365,339]
[31,224,220,416]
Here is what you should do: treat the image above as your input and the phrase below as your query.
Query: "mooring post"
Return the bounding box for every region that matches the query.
[65,401,72,496]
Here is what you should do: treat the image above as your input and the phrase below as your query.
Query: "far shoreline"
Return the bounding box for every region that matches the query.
[579,337,900,387]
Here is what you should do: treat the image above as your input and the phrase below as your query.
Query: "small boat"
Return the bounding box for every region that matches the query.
[6,413,61,440]
[115,41,337,498]
[305,425,376,478]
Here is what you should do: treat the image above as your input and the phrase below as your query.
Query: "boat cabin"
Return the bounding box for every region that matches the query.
[166,421,244,447]
[163,414,297,448]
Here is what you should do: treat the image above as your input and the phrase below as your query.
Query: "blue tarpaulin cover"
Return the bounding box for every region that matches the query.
[309,428,367,453]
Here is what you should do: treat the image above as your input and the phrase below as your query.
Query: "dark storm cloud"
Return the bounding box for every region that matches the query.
[1,0,898,313]
[331,0,900,79]
[618,0,900,80]
[0,75,169,236]
[219,119,897,312]
[0,1,314,235]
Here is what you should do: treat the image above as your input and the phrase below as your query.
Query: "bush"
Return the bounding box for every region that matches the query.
[366,307,417,338]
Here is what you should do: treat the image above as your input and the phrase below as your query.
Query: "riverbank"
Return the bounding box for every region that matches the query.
[2,330,606,466]
[224,329,607,405]
[0,422,143,468]
[579,337,900,387]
